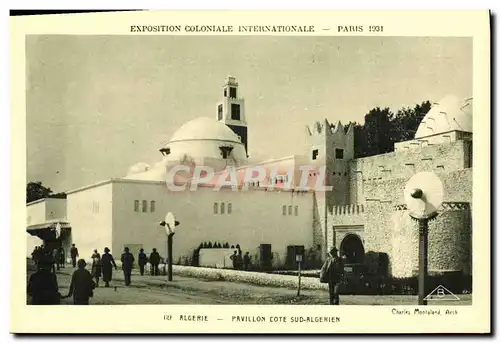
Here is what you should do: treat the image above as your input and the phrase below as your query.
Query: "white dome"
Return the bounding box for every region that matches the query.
[169,117,242,144]
[162,117,247,170]
[415,95,473,139]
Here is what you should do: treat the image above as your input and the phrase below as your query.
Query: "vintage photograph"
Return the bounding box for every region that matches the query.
[24,34,475,307]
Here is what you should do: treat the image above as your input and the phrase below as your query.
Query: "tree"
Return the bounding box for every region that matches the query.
[391,101,432,142]
[26,181,52,203]
[354,107,395,158]
[353,101,432,158]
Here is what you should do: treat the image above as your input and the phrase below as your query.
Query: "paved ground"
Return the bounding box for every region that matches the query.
[28,264,472,305]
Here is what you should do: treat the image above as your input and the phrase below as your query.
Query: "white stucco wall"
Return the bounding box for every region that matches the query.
[111,180,170,260]
[26,199,65,256]
[44,198,67,220]
[66,182,113,259]
[109,180,313,268]
[27,198,67,224]
[26,200,46,256]
[26,200,46,225]
[165,186,314,267]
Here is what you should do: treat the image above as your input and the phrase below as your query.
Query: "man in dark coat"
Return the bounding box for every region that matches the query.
[138,248,147,276]
[149,248,160,276]
[121,247,135,286]
[320,247,345,305]
[101,247,117,287]
[70,244,79,268]
[27,257,61,305]
[67,259,95,305]
[91,249,102,287]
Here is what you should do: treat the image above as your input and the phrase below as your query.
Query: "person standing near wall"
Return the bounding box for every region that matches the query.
[149,248,160,276]
[243,252,251,271]
[121,247,135,286]
[236,251,244,270]
[138,248,147,276]
[58,246,65,268]
[320,247,344,305]
[101,247,117,288]
[70,244,79,268]
[230,251,238,269]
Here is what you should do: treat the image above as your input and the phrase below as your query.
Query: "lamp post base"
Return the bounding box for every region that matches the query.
[167,233,174,282]
[417,218,428,306]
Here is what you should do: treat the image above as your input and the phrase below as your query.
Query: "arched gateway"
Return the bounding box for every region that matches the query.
[339,233,365,264]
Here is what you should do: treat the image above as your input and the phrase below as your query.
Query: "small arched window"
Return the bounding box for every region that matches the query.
[228,203,232,214]
[150,201,156,213]
[288,205,292,215]
[220,202,225,214]
[282,205,287,216]
[294,206,299,216]
[214,203,218,214]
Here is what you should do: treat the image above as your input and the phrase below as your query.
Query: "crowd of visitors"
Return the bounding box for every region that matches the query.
[28,243,172,306]
[28,243,344,306]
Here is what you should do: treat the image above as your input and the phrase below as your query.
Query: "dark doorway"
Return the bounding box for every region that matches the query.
[259,244,272,271]
[340,234,365,264]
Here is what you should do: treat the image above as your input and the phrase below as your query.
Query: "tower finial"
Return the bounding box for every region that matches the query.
[226,75,238,86]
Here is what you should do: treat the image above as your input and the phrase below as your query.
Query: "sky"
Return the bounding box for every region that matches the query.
[26,35,472,193]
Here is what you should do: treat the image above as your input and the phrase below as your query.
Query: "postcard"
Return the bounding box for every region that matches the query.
[10,9,491,334]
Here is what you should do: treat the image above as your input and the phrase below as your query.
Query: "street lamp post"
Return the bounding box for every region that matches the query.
[403,172,443,306]
[166,228,174,281]
[296,254,303,297]
[159,212,180,282]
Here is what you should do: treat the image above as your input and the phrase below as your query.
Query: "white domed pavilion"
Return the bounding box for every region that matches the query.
[415,95,473,139]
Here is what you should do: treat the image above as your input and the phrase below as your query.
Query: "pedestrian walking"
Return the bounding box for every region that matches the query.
[67,259,95,305]
[101,247,117,288]
[91,249,102,287]
[138,248,147,276]
[70,244,79,268]
[149,248,160,276]
[121,247,135,286]
[320,247,344,305]
[230,251,238,269]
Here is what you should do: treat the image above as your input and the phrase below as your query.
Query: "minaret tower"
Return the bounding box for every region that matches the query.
[216,76,248,156]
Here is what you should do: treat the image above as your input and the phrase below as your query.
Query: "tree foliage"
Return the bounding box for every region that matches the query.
[353,101,432,158]
[26,181,66,203]
[27,181,52,203]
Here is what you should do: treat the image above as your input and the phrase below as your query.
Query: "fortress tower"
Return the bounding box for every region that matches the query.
[216,76,248,157]
[305,119,355,206]
[305,119,355,256]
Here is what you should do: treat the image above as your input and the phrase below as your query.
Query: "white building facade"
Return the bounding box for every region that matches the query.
[26,77,473,278]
